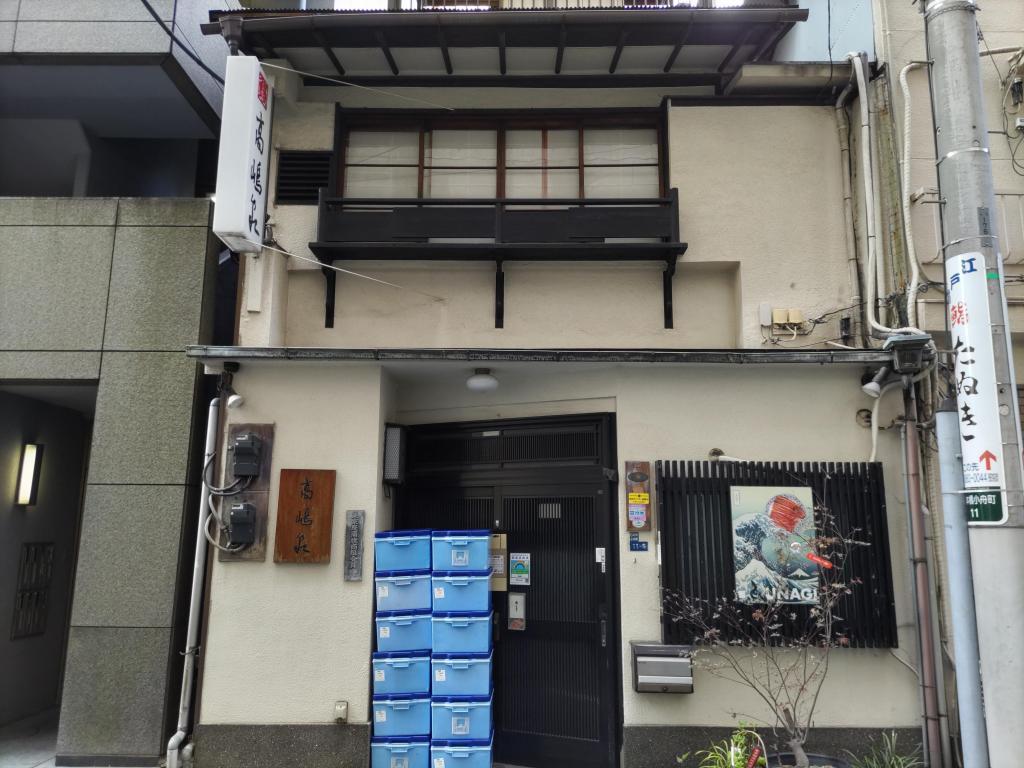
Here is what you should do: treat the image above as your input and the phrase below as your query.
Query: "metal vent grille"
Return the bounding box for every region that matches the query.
[657,460,898,649]
[11,542,54,640]
[275,150,331,205]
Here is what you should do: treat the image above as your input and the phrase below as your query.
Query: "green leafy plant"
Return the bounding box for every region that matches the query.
[677,728,768,768]
[845,731,923,768]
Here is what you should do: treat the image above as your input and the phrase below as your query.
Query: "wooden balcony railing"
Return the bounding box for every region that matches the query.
[309,190,687,329]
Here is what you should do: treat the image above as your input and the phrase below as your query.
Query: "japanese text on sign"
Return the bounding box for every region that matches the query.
[213,56,273,253]
[945,251,1007,523]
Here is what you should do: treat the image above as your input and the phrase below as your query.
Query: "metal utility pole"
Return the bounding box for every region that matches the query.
[925,1,1024,766]
[936,400,990,768]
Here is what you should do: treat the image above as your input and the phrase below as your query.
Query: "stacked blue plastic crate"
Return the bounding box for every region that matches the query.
[430,530,494,768]
[372,529,433,768]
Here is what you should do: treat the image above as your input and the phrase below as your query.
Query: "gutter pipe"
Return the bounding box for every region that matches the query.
[902,386,945,768]
[167,396,220,768]
[849,52,929,339]
[835,78,867,345]
[898,62,926,328]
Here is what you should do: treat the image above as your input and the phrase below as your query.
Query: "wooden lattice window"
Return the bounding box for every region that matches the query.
[11,542,54,640]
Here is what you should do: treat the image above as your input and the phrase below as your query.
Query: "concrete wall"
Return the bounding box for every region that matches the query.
[194,359,920,766]
[0,197,217,765]
[0,392,89,727]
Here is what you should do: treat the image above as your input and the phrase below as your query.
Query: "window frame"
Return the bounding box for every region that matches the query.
[333,108,666,202]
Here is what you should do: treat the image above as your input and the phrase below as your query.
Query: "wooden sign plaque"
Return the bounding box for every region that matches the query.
[274,468,336,564]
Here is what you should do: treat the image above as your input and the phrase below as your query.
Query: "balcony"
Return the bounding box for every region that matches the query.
[309,191,687,329]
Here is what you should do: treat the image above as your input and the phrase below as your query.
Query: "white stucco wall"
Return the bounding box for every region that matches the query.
[199,360,921,732]
[245,101,853,351]
[199,363,387,725]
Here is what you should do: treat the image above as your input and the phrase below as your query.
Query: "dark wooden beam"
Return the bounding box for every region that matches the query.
[749,21,791,64]
[555,23,567,75]
[303,73,722,89]
[609,29,628,74]
[376,30,399,75]
[437,27,453,74]
[716,26,756,73]
[253,32,279,59]
[312,28,345,77]
[498,31,507,75]
[662,23,691,73]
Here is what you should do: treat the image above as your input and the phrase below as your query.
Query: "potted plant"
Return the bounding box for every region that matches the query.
[664,505,864,768]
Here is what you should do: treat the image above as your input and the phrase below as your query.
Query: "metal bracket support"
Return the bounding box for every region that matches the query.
[663,255,677,329]
[495,259,505,329]
[322,265,336,328]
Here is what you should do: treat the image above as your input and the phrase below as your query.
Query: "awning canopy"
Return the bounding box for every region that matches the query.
[202,6,809,93]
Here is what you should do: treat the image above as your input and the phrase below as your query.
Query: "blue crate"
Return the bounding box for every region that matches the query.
[431,530,491,571]
[372,694,431,738]
[429,736,493,768]
[430,652,492,697]
[376,570,432,613]
[431,612,492,654]
[373,651,431,695]
[371,736,429,768]
[376,611,431,653]
[430,694,493,741]
[431,571,492,613]
[375,529,433,573]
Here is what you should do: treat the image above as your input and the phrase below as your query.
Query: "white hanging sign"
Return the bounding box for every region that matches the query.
[213,56,273,253]
[945,252,1008,521]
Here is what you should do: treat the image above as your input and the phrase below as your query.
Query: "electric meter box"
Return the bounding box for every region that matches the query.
[631,642,694,694]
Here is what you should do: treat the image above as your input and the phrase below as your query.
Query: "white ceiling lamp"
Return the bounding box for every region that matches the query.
[465,368,499,393]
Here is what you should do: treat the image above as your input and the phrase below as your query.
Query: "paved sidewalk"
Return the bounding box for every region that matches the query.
[0,711,57,768]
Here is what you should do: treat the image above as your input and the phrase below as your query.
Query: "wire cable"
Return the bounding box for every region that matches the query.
[137,0,226,85]
[258,62,456,111]
[246,239,448,303]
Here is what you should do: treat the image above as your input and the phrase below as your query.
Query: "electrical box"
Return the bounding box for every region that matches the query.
[227,501,256,547]
[787,308,805,324]
[771,308,789,326]
[231,433,262,477]
[631,642,694,694]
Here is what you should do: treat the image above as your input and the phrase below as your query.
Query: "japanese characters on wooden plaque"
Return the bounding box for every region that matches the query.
[625,460,653,532]
[274,469,336,564]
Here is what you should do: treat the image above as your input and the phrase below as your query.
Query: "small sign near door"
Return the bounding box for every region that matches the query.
[625,460,653,531]
[510,553,530,585]
[508,592,526,631]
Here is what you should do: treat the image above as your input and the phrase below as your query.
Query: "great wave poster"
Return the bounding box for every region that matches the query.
[730,486,819,605]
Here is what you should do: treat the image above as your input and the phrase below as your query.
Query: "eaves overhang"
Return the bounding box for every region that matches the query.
[201,6,808,94]
[186,346,889,367]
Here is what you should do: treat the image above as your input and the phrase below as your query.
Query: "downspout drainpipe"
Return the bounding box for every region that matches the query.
[835,79,866,345]
[850,52,931,339]
[936,399,991,767]
[849,52,891,340]
[898,62,925,328]
[167,396,220,768]
[903,386,945,768]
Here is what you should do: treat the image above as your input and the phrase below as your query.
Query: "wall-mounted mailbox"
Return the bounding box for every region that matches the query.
[631,642,694,694]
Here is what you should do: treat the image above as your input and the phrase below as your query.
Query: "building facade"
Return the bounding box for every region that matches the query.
[185,2,1022,768]
[2,1,1022,767]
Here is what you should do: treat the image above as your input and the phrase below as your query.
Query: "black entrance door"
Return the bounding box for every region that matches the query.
[396,416,620,768]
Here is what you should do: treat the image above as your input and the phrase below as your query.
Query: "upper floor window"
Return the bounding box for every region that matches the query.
[339,116,662,201]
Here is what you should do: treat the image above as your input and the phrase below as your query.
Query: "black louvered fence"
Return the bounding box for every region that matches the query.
[657,460,898,648]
